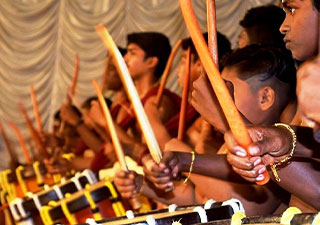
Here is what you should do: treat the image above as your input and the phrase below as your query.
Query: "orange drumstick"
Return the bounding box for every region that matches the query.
[68,54,80,102]
[30,85,43,135]
[180,0,270,185]
[155,39,183,106]
[177,48,191,141]
[18,103,49,158]
[9,122,32,165]
[0,121,18,165]
[92,79,128,171]
[59,54,79,134]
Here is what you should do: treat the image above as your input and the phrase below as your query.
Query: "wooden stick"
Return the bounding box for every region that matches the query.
[207,0,219,64]
[180,0,270,185]
[68,54,80,102]
[59,54,79,134]
[100,56,111,93]
[0,121,18,165]
[30,85,44,135]
[92,79,128,171]
[95,24,162,163]
[155,39,183,106]
[8,122,32,165]
[18,103,49,158]
[94,79,142,210]
[177,48,191,141]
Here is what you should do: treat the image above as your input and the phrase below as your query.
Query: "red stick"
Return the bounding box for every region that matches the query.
[180,0,270,185]
[177,48,191,141]
[155,40,183,106]
[18,103,49,158]
[59,54,79,134]
[8,122,32,165]
[0,121,18,165]
[30,85,43,135]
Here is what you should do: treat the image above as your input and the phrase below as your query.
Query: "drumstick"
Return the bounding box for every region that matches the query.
[199,0,219,144]
[93,80,142,210]
[177,48,191,141]
[30,85,44,136]
[100,55,111,93]
[92,79,128,171]
[180,0,270,185]
[155,39,183,107]
[8,122,32,165]
[59,54,79,134]
[95,24,162,164]
[18,103,49,158]
[0,121,18,165]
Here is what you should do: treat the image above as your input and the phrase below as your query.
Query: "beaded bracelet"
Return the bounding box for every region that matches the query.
[184,151,195,184]
[270,123,297,182]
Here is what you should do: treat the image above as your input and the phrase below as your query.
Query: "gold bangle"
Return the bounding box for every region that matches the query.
[184,151,195,184]
[271,123,297,182]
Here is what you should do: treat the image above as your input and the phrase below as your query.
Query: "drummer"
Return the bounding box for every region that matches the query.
[115,45,295,216]
[225,0,320,211]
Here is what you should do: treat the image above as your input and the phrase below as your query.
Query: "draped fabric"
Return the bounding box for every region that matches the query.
[0,0,279,168]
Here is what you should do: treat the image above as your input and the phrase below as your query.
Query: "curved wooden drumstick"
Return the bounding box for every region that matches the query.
[30,85,44,136]
[155,39,183,107]
[59,54,79,134]
[8,122,32,165]
[18,103,49,158]
[93,79,141,210]
[92,79,128,171]
[180,0,270,185]
[95,24,162,163]
[177,48,191,141]
[0,121,18,165]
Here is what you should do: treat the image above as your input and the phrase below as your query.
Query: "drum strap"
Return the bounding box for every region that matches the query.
[84,189,103,221]
[33,161,44,186]
[16,166,28,197]
[61,197,78,224]
[104,181,125,216]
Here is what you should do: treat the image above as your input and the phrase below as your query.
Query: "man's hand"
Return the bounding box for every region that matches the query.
[142,153,181,190]
[225,126,293,182]
[114,170,143,199]
[191,74,229,133]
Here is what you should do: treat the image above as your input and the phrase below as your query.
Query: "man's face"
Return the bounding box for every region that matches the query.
[105,56,122,91]
[280,0,318,61]
[238,29,250,49]
[222,67,261,125]
[124,43,149,80]
[177,50,201,88]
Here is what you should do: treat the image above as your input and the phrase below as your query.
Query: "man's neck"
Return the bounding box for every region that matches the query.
[134,72,157,97]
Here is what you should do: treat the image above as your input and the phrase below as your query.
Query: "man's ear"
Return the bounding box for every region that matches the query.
[145,56,159,69]
[259,86,275,111]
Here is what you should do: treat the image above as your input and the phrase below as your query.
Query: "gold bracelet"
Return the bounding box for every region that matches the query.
[184,151,195,184]
[270,123,297,182]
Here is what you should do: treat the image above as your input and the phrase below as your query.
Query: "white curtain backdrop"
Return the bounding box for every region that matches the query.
[0,0,279,168]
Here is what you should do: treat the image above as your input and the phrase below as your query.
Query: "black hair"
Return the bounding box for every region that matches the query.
[54,105,82,121]
[181,32,231,70]
[81,96,112,110]
[312,0,320,10]
[240,5,285,48]
[127,32,171,79]
[118,46,127,56]
[221,45,296,110]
